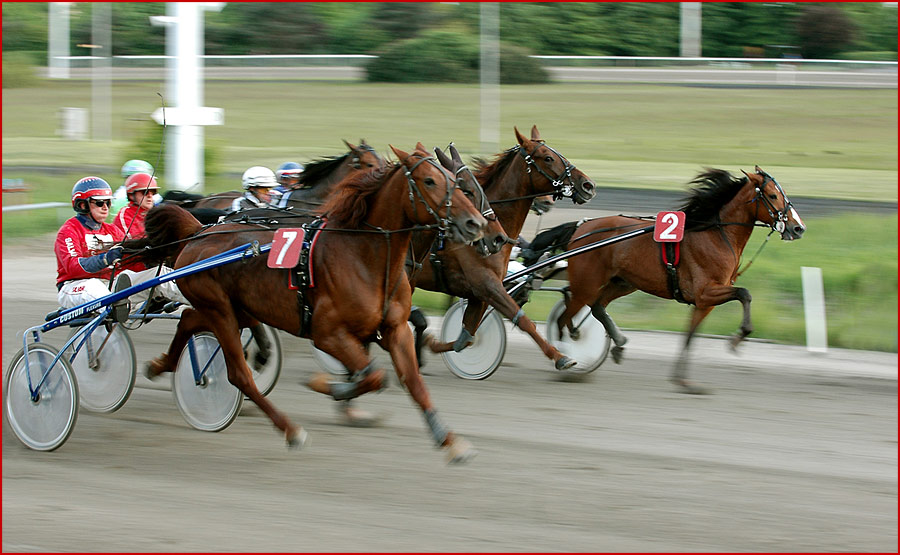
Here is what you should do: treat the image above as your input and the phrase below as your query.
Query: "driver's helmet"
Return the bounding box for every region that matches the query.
[71,176,113,215]
[125,172,159,200]
[121,159,154,179]
[241,166,277,190]
[275,162,304,186]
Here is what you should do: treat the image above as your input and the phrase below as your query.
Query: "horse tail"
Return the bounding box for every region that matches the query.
[521,221,579,267]
[122,203,204,266]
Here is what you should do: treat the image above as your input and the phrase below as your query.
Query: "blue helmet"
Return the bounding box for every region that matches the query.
[275,162,304,185]
[121,159,154,179]
[72,176,113,214]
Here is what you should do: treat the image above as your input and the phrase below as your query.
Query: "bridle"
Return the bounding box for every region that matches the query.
[514,140,579,201]
[350,143,384,170]
[448,160,509,257]
[750,169,794,235]
[402,153,460,234]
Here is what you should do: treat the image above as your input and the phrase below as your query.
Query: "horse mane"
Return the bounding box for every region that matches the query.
[678,168,749,230]
[472,147,519,193]
[319,163,400,227]
[298,153,350,186]
[121,203,204,266]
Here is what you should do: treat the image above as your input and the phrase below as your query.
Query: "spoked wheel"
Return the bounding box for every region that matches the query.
[439,300,507,380]
[172,332,242,432]
[64,323,136,413]
[241,324,282,396]
[546,299,611,374]
[4,343,79,451]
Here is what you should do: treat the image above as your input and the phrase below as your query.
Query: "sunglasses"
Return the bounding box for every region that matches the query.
[90,199,112,207]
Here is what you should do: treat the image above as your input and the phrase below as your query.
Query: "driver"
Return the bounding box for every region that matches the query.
[231,166,279,212]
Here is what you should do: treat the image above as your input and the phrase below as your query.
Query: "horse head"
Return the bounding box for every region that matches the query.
[742,166,806,241]
[514,125,596,205]
[391,144,486,246]
[343,139,387,172]
[433,143,511,256]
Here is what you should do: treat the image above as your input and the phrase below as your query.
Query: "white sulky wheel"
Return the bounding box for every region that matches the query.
[64,323,136,413]
[173,333,243,432]
[241,324,282,396]
[4,343,79,451]
[545,299,611,374]
[439,299,507,380]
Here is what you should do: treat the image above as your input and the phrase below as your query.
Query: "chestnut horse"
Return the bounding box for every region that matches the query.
[128,145,486,462]
[185,139,386,212]
[556,166,805,393]
[412,126,597,373]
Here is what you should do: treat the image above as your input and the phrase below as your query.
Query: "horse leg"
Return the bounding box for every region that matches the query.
[728,287,753,351]
[306,331,388,426]
[590,303,628,364]
[208,313,307,448]
[408,306,429,367]
[423,300,482,354]
[671,306,714,395]
[146,308,208,380]
[383,320,476,464]
[246,321,271,369]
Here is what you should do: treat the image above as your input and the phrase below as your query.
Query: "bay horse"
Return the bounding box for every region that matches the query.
[411,126,597,373]
[127,145,487,462]
[184,139,386,212]
[555,166,805,393]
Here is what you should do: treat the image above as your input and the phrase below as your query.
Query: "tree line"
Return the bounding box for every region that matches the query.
[3,2,896,61]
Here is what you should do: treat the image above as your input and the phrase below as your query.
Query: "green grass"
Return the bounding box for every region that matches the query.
[411,213,898,353]
[2,81,896,200]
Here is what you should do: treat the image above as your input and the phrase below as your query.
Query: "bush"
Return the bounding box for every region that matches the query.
[2,51,40,88]
[365,29,548,84]
[835,51,897,61]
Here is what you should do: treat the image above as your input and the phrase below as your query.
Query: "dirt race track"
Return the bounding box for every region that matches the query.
[2,225,897,553]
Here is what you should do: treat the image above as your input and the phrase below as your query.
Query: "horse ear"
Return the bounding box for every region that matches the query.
[343,139,356,151]
[530,125,541,141]
[389,144,409,163]
[514,126,528,146]
[449,143,463,165]
[741,169,760,184]
[754,165,764,174]
[415,141,428,153]
[433,146,452,170]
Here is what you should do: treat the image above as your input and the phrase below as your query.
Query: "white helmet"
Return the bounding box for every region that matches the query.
[241,166,277,190]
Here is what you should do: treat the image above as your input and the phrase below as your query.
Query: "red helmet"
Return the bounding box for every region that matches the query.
[125,172,159,195]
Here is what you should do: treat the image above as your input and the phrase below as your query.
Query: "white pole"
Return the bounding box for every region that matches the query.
[801,266,828,353]
[91,2,112,142]
[680,3,702,58]
[48,2,70,79]
[480,2,499,156]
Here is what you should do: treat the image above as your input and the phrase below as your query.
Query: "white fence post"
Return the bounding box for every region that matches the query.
[801,266,828,353]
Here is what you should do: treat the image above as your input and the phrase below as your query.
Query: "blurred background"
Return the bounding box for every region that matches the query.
[2,2,897,351]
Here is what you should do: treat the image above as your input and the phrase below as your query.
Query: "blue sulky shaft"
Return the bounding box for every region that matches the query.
[502,226,654,285]
[41,240,271,333]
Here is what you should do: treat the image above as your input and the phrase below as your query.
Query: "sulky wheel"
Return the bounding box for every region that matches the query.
[439,299,507,380]
[241,324,282,396]
[4,342,79,451]
[64,323,136,413]
[172,332,243,432]
[545,299,611,374]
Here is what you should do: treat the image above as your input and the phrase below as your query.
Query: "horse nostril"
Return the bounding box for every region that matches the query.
[794,225,805,236]
[583,181,594,191]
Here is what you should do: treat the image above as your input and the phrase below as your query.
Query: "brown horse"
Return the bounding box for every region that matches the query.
[186,139,386,212]
[129,145,486,462]
[413,126,597,373]
[556,166,805,393]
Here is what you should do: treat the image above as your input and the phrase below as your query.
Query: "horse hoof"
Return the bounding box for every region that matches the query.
[253,351,270,370]
[611,345,625,364]
[569,329,581,341]
[444,437,478,464]
[341,405,384,428]
[143,359,166,382]
[674,380,711,395]
[286,427,309,450]
[306,372,332,395]
[555,356,577,371]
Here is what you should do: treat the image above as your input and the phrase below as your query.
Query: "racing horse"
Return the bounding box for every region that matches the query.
[555,166,805,394]
[412,126,597,372]
[183,139,386,212]
[126,145,486,462]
